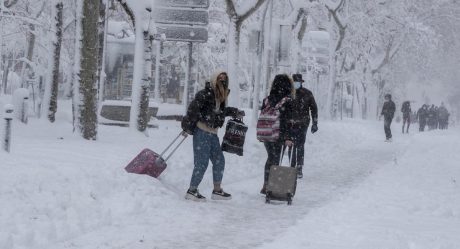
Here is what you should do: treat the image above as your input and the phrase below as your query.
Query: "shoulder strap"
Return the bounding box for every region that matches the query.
[275,97,290,109]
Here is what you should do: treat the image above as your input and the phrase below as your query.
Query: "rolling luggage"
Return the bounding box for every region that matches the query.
[125,132,187,178]
[221,118,248,156]
[265,147,297,205]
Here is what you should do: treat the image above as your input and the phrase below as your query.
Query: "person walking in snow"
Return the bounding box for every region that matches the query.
[401,101,411,134]
[289,74,318,178]
[428,105,437,130]
[417,104,428,132]
[438,103,450,130]
[181,71,245,201]
[259,74,295,194]
[381,94,396,142]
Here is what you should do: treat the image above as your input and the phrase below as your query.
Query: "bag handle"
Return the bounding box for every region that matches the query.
[279,144,294,167]
[159,132,188,162]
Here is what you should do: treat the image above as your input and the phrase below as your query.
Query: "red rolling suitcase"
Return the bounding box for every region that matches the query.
[125,132,187,178]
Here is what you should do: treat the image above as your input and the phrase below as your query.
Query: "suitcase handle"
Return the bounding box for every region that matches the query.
[159,132,188,162]
[279,145,294,167]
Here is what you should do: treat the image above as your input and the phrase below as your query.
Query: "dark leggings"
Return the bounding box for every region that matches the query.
[402,115,410,133]
[263,142,282,183]
[384,116,393,139]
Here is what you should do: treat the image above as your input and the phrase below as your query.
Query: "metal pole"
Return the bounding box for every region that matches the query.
[0,0,4,94]
[3,105,13,152]
[340,81,343,120]
[154,40,161,102]
[183,42,192,114]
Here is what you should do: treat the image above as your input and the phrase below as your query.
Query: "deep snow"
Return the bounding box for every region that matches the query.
[1,103,459,249]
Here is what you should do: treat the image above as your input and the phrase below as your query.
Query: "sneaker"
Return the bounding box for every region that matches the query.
[211,189,232,200]
[385,138,393,142]
[185,189,206,202]
[297,165,303,179]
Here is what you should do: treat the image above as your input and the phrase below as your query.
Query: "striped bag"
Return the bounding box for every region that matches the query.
[256,97,289,142]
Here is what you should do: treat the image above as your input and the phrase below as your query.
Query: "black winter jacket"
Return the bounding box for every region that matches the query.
[381,100,396,119]
[292,87,318,128]
[182,83,239,134]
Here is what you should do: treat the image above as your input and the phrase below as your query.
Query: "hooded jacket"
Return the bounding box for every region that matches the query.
[181,72,239,134]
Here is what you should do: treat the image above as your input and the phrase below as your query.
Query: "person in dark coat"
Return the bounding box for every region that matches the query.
[438,102,450,129]
[289,73,318,178]
[381,94,396,142]
[181,71,244,201]
[417,104,428,131]
[428,105,437,130]
[260,74,295,194]
[401,101,411,134]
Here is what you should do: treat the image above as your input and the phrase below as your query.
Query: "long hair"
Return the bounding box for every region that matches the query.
[211,71,229,105]
[268,74,294,104]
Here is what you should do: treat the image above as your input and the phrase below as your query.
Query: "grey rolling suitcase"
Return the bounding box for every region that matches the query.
[266,147,297,205]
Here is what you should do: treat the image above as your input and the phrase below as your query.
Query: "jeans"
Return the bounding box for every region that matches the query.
[384,116,393,139]
[263,142,283,183]
[189,128,225,189]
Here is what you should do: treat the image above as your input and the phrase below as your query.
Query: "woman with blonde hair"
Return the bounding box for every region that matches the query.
[182,71,244,201]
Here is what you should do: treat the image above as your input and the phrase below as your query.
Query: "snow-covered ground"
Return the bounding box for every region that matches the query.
[1,102,460,249]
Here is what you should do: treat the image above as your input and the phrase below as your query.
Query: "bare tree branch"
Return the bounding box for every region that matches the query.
[4,0,19,8]
[115,0,135,27]
[326,0,347,52]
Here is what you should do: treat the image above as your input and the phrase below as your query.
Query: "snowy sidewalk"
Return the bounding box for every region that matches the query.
[258,129,460,249]
[1,119,458,249]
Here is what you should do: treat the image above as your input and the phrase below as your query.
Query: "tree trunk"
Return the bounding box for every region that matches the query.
[136,31,152,132]
[45,1,64,122]
[78,0,100,140]
[227,19,239,107]
[97,0,108,106]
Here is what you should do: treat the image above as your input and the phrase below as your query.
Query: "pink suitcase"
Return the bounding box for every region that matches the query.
[125,132,187,178]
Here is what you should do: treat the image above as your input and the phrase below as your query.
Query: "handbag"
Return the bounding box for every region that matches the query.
[221,118,248,156]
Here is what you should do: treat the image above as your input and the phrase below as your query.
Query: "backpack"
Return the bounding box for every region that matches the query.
[256,97,289,142]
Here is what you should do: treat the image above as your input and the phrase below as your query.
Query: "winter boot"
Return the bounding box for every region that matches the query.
[297,165,303,179]
[185,188,206,202]
[211,189,232,200]
[260,183,267,195]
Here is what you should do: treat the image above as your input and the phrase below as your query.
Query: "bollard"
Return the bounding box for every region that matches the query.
[3,104,14,153]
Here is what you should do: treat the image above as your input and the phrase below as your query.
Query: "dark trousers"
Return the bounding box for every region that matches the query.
[384,116,393,139]
[402,115,410,133]
[263,142,282,184]
[419,119,426,131]
[289,127,307,167]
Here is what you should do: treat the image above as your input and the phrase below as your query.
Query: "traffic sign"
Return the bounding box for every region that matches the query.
[156,25,208,43]
[156,0,209,8]
[154,8,208,25]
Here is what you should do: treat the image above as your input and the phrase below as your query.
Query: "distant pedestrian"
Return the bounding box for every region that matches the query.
[289,74,318,179]
[417,105,428,131]
[438,102,450,130]
[381,94,396,142]
[428,105,437,130]
[401,101,411,134]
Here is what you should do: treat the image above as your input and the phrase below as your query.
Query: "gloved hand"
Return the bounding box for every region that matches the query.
[181,130,191,137]
[311,123,318,134]
[235,110,245,119]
